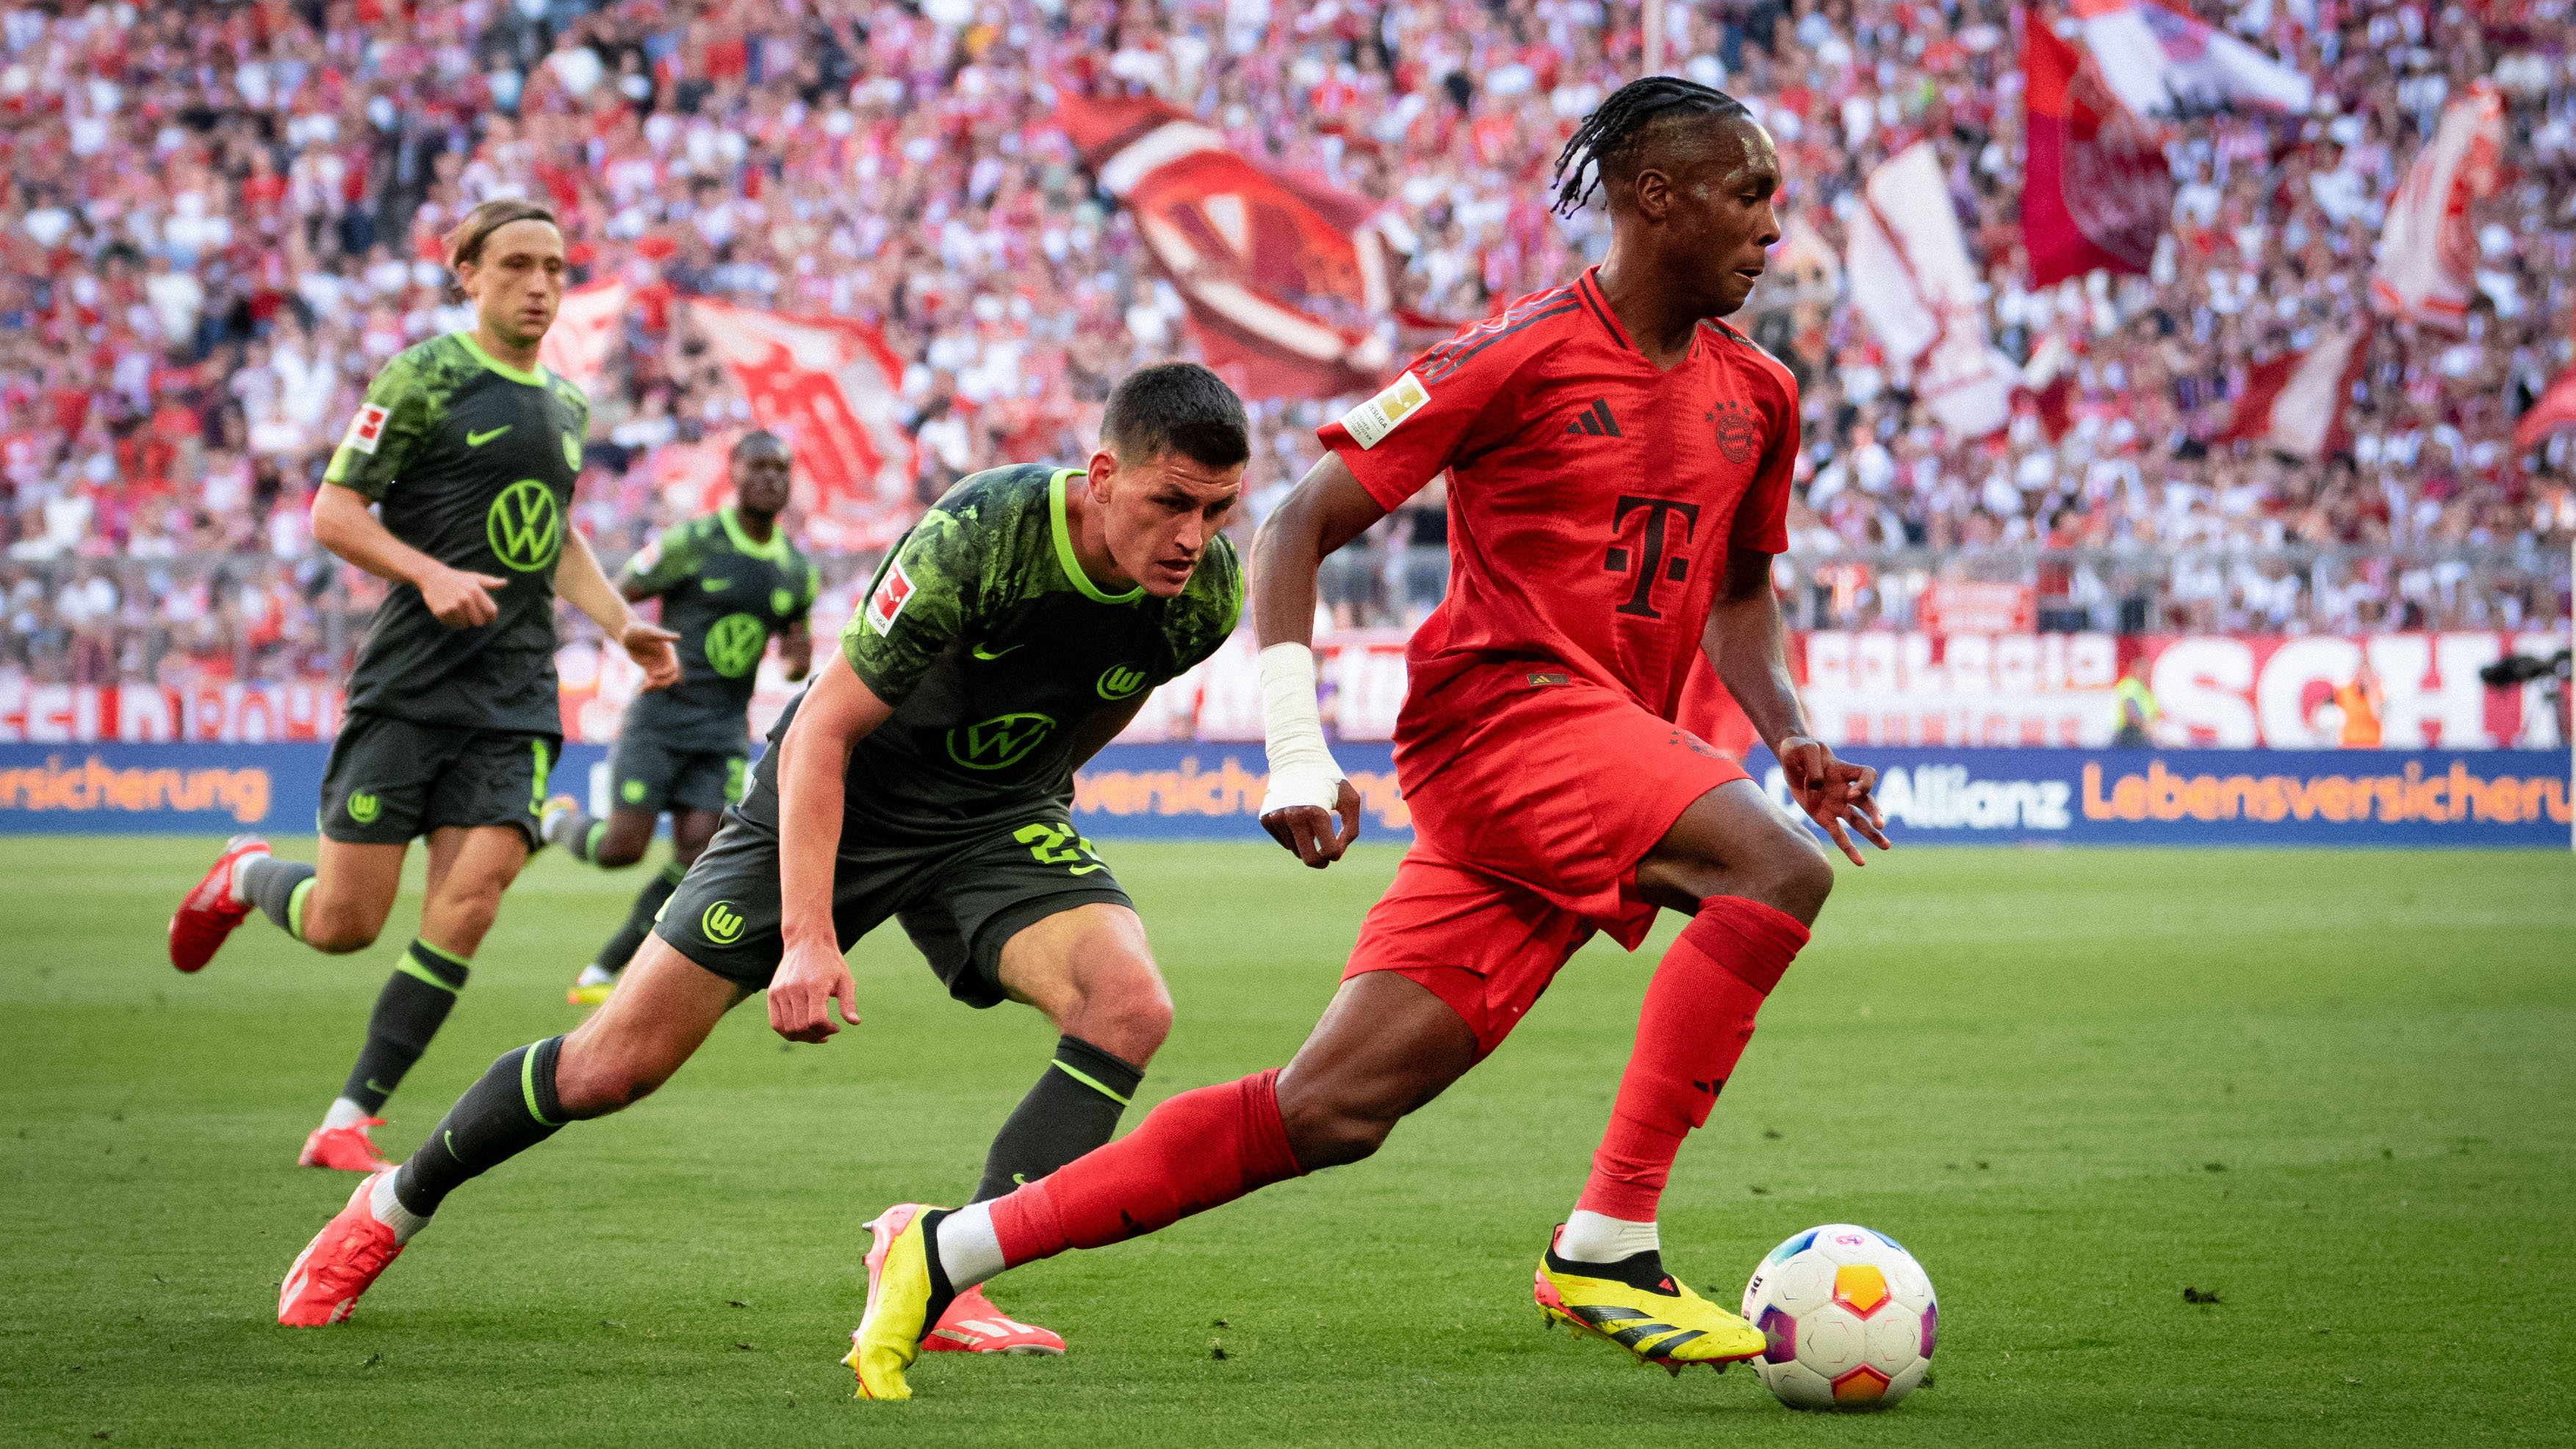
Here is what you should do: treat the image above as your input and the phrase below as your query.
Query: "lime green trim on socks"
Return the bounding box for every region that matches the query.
[584,820,608,862]
[1048,1058,1133,1107]
[392,954,460,993]
[285,877,314,942]
[521,1040,561,1127]
[411,938,472,971]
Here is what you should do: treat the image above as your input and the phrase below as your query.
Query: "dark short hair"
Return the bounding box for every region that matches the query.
[730,428,787,461]
[444,198,560,271]
[1102,362,1251,470]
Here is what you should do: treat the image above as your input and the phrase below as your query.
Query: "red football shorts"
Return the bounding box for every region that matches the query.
[1345,669,1752,1058]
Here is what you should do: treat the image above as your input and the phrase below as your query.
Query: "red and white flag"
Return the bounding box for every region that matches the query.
[1844,142,2014,440]
[2070,0,2314,118]
[686,300,917,547]
[538,279,629,400]
[1057,95,1401,400]
[2022,15,2170,287]
[2370,83,2505,331]
[2217,323,2367,459]
[2513,365,2576,450]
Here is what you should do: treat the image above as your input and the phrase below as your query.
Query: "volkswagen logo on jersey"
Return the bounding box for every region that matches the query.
[946,713,1055,771]
[486,479,563,572]
[1096,664,1148,700]
[702,614,767,677]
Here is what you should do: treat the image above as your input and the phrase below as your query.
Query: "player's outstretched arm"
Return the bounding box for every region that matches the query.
[1250,454,1383,867]
[310,483,508,628]
[770,652,893,1043]
[556,528,680,690]
[1702,547,1890,865]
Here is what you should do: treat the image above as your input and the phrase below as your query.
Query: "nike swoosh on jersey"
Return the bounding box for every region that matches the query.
[971,642,1023,660]
[466,425,512,447]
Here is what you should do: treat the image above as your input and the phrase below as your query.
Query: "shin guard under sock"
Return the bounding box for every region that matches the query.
[593,862,684,976]
[339,940,469,1115]
[392,1035,567,1218]
[971,1035,1144,1203]
[987,1068,1303,1268]
[240,856,317,939]
[1575,897,1808,1224]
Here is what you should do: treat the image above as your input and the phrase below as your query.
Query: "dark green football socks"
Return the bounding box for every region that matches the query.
[240,855,317,940]
[392,1035,567,1218]
[970,1035,1145,1203]
[594,861,685,977]
[338,940,469,1115]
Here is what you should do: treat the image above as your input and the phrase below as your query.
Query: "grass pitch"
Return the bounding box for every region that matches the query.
[0,836,2569,1448]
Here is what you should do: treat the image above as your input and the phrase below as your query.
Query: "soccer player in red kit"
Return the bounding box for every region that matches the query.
[846,77,1890,1399]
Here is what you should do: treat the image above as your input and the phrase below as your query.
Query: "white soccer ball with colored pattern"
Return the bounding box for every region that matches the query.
[1739,1223,1937,1409]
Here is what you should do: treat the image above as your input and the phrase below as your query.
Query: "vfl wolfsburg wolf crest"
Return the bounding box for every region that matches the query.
[487,478,563,572]
[946,712,1055,770]
[700,900,746,946]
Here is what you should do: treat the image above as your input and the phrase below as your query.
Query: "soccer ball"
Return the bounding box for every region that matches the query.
[1739,1223,1937,1409]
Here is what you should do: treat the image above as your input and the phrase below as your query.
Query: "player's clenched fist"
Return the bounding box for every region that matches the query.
[1774,735,1890,866]
[420,564,508,628]
[768,937,861,1043]
[1261,777,1363,869]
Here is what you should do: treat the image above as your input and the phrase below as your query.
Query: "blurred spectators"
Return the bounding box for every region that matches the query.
[1,0,2571,690]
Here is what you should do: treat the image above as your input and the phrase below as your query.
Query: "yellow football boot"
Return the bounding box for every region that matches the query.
[565,964,617,1007]
[845,1204,948,1400]
[1533,1227,1766,1376]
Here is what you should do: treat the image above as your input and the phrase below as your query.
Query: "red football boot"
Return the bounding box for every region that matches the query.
[169,835,269,972]
[278,1173,405,1326]
[300,1119,397,1173]
[921,1284,1068,1356]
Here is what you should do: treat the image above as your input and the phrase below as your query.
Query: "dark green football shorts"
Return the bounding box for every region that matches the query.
[606,729,746,816]
[655,809,1132,1007]
[318,711,561,847]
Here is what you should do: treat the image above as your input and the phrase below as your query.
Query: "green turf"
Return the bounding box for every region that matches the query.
[1,837,2569,1448]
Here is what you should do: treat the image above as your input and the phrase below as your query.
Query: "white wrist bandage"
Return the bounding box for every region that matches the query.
[1257,642,1346,818]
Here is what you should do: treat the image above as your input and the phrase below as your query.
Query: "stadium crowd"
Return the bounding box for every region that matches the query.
[2,0,2573,690]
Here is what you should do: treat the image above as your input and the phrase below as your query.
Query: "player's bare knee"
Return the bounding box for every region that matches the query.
[555,1049,667,1118]
[302,915,379,954]
[1058,961,1171,1063]
[1277,1080,1402,1168]
[592,839,648,869]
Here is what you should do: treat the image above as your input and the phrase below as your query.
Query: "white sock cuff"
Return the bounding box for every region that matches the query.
[1555,1209,1661,1263]
[936,1201,1007,1292]
[369,1171,429,1245]
[322,1097,370,1131]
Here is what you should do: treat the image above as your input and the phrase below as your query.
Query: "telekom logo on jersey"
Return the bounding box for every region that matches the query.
[1602,496,1700,619]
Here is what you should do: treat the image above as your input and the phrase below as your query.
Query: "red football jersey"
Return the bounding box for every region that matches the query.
[1318,267,1799,735]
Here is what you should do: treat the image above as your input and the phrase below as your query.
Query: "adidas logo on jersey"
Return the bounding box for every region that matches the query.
[1563,399,1624,438]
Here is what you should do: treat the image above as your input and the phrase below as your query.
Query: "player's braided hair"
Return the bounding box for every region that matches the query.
[1550,76,1753,218]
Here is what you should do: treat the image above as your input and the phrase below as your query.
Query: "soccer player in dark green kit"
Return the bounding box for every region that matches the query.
[542,429,819,1007]
[168,199,680,1173]
[275,363,1247,1359]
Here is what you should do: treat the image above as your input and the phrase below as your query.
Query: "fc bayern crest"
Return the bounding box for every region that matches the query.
[1710,400,1757,464]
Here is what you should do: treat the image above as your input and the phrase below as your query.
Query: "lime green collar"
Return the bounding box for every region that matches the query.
[1048,467,1142,605]
[452,330,550,387]
[717,505,791,564]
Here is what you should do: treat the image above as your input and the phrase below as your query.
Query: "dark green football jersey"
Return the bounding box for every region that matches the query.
[620,506,820,751]
[746,462,1241,841]
[324,331,590,733]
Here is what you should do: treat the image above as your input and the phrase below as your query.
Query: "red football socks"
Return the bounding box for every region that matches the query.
[990,1068,1306,1268]
[1575,896,1809,1222]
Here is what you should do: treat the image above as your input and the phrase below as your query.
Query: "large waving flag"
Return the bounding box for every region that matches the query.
[2023,15,2171,285]
[2370,83,2505,331]
[1844,143,2015,440]
[686,300,917,547]
[1056,95,1402,400]
[2070,0,2314,118]
[2217,323,2367,459]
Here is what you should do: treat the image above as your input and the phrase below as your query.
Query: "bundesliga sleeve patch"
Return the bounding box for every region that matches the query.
[1338,371,1430,450]
[342,402,390,455]
[864,558,915,636]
